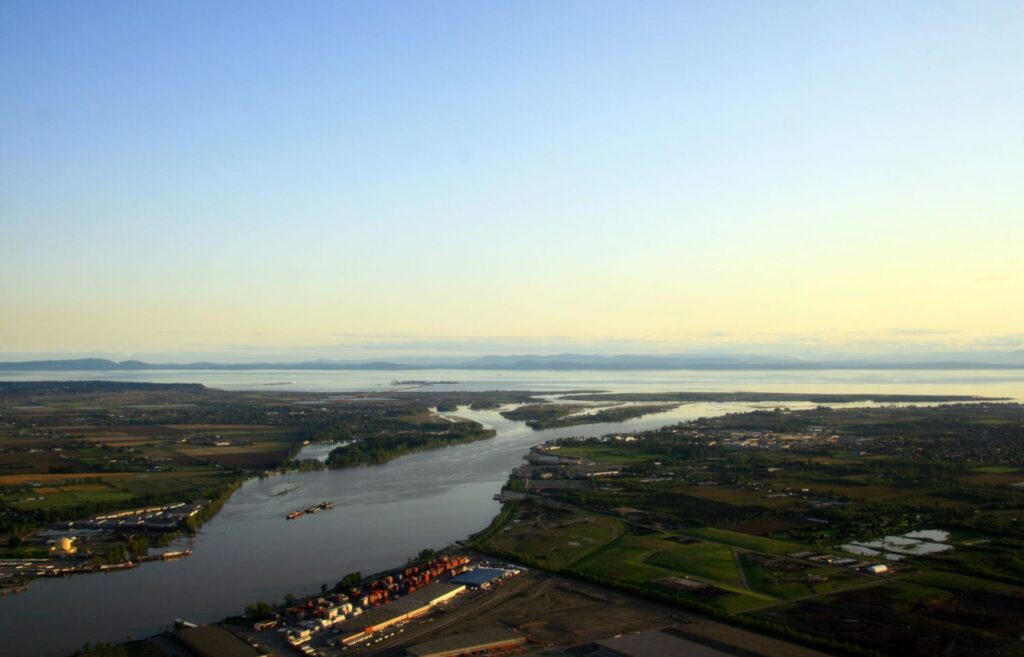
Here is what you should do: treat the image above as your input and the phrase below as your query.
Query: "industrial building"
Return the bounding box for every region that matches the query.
[339,582,467,648]
[594,630,737,657]
[175,625,270,657]
[407,629,526,657]
[449,567,510,589]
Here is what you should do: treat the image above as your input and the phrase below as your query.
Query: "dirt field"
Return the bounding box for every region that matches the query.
[372,571,838,657]
[753,585,1024,657]
[0,471,139,485]
[717,517,816,536]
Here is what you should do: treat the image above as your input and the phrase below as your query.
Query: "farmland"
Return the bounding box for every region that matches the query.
[474,402,1024,657]
[0,382,514,579]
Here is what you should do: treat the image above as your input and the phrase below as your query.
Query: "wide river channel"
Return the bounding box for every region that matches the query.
[2,369,1023,657]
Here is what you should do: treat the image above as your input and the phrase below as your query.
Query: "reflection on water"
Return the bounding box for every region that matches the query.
[293,441,351,462]
[841,528,953,560]
[838,544,907,561]
[1,368,1022,400]
[903,529,950,542]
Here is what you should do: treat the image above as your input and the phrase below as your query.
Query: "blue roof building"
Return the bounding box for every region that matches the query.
[449,568,507,589]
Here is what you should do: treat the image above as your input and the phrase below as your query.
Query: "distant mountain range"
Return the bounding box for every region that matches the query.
[1,355,1023,371]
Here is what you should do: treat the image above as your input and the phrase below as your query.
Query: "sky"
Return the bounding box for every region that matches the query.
[1,1,1022,361]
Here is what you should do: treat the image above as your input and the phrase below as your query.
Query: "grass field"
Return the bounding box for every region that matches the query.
[0,468,234,510]
[683,527,807,555]
[643,538,744,586]
[480,505,627,571]
[846,581,954,611]
[971,465,1024,474]
[553,445,665,464]
[738,554,815,599]
[904,570,1024,595]
[959,472,1024,486]
[573,533,776,613]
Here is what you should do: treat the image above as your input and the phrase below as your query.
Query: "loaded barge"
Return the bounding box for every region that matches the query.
[286,501,334,520]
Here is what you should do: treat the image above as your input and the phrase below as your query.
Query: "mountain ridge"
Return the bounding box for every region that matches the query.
[1,356,1023,371]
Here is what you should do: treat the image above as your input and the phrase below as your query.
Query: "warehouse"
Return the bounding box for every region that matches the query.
[449,567,509,589]
[175,625,270,657]
[401,582,466,607]
[407,629,526,657]
[339,583,467,647]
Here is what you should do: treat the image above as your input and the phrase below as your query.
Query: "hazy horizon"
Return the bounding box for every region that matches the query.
[2,340,1023,367]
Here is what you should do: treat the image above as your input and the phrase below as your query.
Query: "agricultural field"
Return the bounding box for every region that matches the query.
[0,381,536,560]
[682,527,807,556]
[752,576,1024,657]
[479,504,627,571]
[479,402,1024,656]
[478,501,881,616]
[552,444,665,464]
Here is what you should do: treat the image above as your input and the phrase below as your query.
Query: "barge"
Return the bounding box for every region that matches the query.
[286,501,334,520]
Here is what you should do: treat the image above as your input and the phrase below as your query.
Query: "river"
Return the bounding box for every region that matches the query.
[1,369,1022,656]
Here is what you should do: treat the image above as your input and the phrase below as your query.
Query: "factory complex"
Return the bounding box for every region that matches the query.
[175,625,271,657]
[241,555,524,655]
[337,582,467,648]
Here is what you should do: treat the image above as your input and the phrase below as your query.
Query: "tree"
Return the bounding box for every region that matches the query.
[335,571,361,593]
[245,600,272,619]
[128,536,148,558]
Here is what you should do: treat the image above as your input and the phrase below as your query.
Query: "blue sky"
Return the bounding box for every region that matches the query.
[2,1,1022,359]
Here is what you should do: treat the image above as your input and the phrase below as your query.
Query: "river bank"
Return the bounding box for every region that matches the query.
[0,400,787,657]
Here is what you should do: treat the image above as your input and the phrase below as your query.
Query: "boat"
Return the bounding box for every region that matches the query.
[288,502,333,520]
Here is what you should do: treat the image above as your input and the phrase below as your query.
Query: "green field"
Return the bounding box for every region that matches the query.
[904,570,1024,595]
[643,539,744,586]
[552,445,665,464]
[971,465,1024,474]
[572,533,776,613]
[480,506,627,571]
[683,527,807,555]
